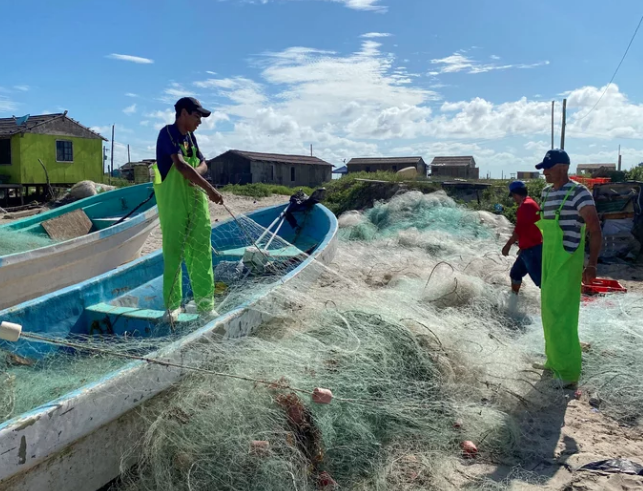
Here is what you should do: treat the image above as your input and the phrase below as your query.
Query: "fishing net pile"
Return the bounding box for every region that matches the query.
[110,191,548,490]
[2,190,642,490]
[0,229,58,256]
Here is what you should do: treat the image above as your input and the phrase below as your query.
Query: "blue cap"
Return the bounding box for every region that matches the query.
[536,149,570,170]
[508,180,527,196]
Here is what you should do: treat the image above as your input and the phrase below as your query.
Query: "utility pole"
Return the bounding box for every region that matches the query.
[560,99,567,150]
[127,144,131,164]
[618,144,622,171]
[110,125,115,184]
[310,144,313,157]
[551,101,555,149]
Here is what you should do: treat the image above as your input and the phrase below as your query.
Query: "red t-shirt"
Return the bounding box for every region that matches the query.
[515,197,543,250]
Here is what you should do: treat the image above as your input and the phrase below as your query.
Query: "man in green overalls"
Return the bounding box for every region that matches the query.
[535,149,602,387]
[153,97,224,316]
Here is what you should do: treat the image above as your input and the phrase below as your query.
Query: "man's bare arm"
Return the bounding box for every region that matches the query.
[579,205,602,282]
[502,230,519,256]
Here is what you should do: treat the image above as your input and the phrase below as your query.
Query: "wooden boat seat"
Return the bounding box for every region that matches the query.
[218,239,317,260]
[85,302,199,323]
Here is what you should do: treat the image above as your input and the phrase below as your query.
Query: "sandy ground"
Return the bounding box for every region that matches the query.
[138,192,289,256]
[458,388,643,490]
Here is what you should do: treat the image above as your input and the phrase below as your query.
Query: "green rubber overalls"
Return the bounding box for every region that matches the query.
[536,184,584,382]
[152,132,214,313]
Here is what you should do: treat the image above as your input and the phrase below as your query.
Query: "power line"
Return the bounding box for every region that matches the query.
[575,14,643,122]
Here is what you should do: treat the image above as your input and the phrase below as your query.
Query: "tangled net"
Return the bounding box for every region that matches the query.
[2,190,642,490]
[0,230,58,256]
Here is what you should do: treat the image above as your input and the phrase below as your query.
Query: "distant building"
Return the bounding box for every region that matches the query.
[0,111,106,187]
[119,159,156,182]
[346,157,428,176]
[208,150,332,188]
[576,163,616,176]
[430,156,479,179]
[517,171,541,180]
[332,165,348,175]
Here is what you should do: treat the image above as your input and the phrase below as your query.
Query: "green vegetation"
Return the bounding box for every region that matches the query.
[219,174,438,215]
[466,179,547,223]
[323,172,439,215]
[99,175,133,188]
[220,183,314,199]
[626,165,643,182]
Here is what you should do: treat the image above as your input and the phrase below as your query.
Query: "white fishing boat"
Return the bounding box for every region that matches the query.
[0,183,158,310]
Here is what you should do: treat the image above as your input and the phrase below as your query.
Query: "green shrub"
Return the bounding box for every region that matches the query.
[323,172,438,215]
[220,183,315,199]
[99,175,133,188]
[466,179,546,224]
[626,166,643,182]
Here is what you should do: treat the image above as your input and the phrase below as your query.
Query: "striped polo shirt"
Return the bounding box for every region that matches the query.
[540,182,595,253]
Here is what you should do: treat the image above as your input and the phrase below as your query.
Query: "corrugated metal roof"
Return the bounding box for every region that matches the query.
[0,112,106,140]
[347,157,424,166]
[430,156,476,167]
[218,150,333,166]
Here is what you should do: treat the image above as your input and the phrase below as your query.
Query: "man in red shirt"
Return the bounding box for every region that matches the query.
[502,181,543,294]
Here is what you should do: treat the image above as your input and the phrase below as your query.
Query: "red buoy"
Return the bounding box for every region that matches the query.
[461,440,478,458]
[312,387,333,404]
[318,471,337,489]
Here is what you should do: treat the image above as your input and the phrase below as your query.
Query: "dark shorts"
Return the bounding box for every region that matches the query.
[510,244,542,288]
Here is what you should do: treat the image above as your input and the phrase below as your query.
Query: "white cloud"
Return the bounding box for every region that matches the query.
[524,140,550,152]
[162,82,196,101]
[430,52,549,74]
[142,35,643,174]
[147,109,175,130]
[0,96,17,112]
[90,125,111,135]
[14,85,29,92]
[107,54,154,64]
[140,120,150,126]
[194,77,265,115]
[566,84,643,140]
[334,0,386,12]
[206,71,217,75]
[123,104,137,115]
[125,93,139,98]
[490,55,500,60]
[235,0,386,12]
[361,32,391,38]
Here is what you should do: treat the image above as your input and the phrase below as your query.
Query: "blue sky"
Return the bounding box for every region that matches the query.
[2,0,643,176]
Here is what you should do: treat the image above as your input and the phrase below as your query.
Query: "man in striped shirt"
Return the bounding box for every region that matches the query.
[534,149,602,387]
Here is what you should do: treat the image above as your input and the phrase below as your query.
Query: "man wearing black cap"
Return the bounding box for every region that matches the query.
[534,149,602,387]
[153,97,223,317]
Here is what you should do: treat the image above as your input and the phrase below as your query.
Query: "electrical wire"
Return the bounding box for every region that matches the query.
[575,14,643,122]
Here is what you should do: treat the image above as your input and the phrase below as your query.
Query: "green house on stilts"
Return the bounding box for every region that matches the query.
[0,111,106,205]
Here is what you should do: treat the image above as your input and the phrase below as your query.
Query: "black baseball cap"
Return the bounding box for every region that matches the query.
[536,149,570,170]
[174,97,211,117]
